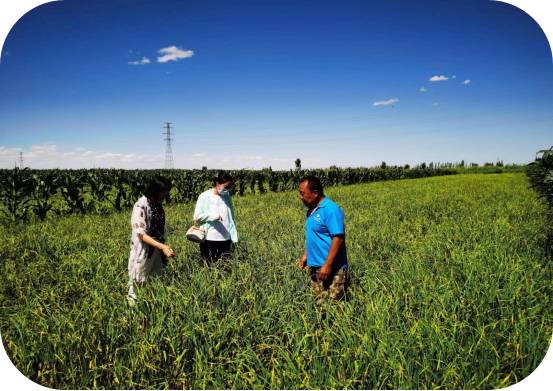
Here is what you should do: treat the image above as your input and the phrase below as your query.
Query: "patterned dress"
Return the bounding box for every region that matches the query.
[127,196,166,285]
[149,201,166,264]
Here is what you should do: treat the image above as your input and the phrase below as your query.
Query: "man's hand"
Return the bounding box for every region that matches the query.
[162,245,176,258]
[318,263,332,281]
[298,254,308,271]
[319,235,344,280]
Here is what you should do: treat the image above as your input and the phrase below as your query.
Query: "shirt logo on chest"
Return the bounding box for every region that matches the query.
[314,214,322,223]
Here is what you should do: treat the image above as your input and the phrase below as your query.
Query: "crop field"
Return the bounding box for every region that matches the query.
[0,164,525,224]
[0,173,552,389]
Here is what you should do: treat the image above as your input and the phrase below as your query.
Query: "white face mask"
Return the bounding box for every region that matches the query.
[218,187,229,195]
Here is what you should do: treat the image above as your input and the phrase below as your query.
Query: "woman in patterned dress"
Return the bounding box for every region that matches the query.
[127,176,175,302]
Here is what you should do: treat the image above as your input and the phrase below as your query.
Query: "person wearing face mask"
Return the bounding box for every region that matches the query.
[193,172,238,263]
[127,176,176,303]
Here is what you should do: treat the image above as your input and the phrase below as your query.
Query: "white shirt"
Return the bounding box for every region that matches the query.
[206,194,231,241]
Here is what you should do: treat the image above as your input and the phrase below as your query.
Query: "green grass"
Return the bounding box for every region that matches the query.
[0,173,551,389]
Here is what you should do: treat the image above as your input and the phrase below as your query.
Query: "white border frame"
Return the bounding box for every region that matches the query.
[0,0,551,390]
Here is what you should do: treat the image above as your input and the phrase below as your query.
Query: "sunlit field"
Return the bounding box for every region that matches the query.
[1,173,551,389]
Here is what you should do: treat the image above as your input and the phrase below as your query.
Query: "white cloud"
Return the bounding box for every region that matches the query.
[0,144,298,169]
[128,50,133,53]
[4,51,11,56]
[0,146,23,155]
[237,155,263,160]
[462,79,471,84]
[128,57,150,65]
[157,46,194,63]
[0,147,23,167]
[167,71,171,74]
[452,75,456,79]
[420,87,427,92]
[429,75,449,82]
[95,152,123,158]
[372,98,398,106]
[174,154,295,169]
[433,102,439,106]
[30,144,58,153]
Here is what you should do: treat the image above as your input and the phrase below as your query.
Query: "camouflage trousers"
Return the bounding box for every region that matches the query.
[310,266,348,305]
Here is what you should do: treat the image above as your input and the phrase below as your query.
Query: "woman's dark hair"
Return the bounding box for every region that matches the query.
[161,177,172,203]
[144,176,171,199]
[161,177,172,190]
[214,171,233,186]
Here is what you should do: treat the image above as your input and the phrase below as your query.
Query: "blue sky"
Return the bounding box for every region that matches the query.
[0,0,552,169]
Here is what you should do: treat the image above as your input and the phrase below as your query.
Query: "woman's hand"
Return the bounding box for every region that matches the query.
[162,245,176,258]
[139,234,176,258]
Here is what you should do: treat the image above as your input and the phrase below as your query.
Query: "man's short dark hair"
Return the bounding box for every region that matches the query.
[302,176,324,195]
[144,176,171,198]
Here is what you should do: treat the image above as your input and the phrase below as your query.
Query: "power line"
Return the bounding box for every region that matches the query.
[163,122,174,169]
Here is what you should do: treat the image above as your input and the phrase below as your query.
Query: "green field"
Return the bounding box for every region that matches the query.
[1,173,551,389]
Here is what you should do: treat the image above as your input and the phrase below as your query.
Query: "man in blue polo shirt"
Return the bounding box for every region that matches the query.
[298,176,347,303]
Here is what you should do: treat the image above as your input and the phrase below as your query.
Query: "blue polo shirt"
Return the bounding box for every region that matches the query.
[305,197,347,270]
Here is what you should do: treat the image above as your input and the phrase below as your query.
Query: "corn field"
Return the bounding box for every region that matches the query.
[0,164,525,224]
[527,146,553,262]
[527,146,553,209]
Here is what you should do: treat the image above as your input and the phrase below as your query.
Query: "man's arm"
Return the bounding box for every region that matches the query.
[298,249,308,271]
[318,234,345,280]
